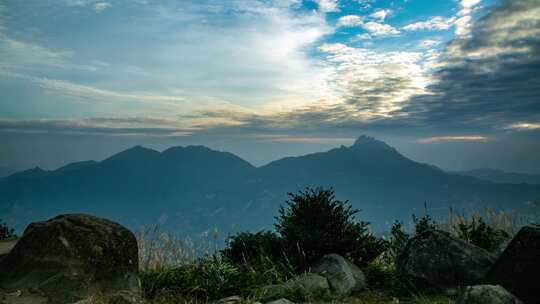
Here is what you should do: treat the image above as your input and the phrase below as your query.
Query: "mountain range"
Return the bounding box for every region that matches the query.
[454,168,540,185]
[1,136,539,235]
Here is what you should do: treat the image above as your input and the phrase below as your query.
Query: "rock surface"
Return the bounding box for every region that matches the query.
[456,285,523,304]
[0,214,139,303]
[311,254,366,295]
[397,229,496,289]
[286,273,329,294]
[214,295,243,304]
[265,299,295,304]
[485,225,540,304]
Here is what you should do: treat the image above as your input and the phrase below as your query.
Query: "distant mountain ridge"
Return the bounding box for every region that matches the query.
[1,136,539,234]
[454,168,540,185]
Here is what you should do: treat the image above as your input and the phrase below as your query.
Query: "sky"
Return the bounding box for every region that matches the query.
[0,0,539,173]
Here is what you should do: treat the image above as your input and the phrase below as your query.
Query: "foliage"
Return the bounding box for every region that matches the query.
[275,187,386,270]
[140,257,239,301]
[412,214,438,236]
[221,231,286,265]
[387,221,410,262]
[456,217,509,252]
[364,256,407,296]
[0,219,15,240]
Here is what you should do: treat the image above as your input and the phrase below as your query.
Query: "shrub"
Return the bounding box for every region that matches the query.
[0,219,15,240]
[275,187,385,271]
[140,257,239,301]
[412,214,437,236]
[364,257,407,295]
[221,231,286,265]
[387,221,410,262]
[456,217,509,252]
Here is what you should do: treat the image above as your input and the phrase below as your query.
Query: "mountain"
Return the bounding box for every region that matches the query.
[454,168,540,185]
[0,166,16,178]
[1,136,539,234]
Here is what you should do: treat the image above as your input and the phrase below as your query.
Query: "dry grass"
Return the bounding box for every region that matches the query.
[444,207,521,237]
[136,225,222,271]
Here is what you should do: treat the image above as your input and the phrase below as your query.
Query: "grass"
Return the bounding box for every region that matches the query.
[134,206,528,304]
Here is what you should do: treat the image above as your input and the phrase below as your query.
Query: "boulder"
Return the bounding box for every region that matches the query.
[0,214,139,304]
[311,254,366,295]
[213,295,243,304]
[285,273,329,294]
[456,285,523,304]
[397,229,496,289]
[485,225,540,304]
[259,273,329,302]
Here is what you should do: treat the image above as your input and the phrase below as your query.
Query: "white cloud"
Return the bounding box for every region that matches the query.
[337,15,363,27]
[370,9,392,21]
[361,22,400,37]
[416,135,489,144]
[403,16,456,31]
[319,43,430,118]
[315,0,340,13]
[505,123,540,131]
[418,39,441,48]
[94,2,112,12]
[461,0,482,9]
[354,33,372,41]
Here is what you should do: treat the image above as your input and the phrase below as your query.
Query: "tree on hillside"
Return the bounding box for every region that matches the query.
[0,219,15,240]
[275,187,385,271]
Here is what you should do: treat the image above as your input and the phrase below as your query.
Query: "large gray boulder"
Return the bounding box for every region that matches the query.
[0,214,139,304]
[485,225,540,304]
[397,229,496,289]
[311,254,366,295]
[456,285,523,304]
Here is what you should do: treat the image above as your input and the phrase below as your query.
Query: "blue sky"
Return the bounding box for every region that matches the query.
[1,0,539,172]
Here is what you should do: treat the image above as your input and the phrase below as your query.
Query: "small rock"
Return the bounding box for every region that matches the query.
[214,295,243,304]
[456,285,523,304]
[265,299,295,304]
[311,254,366,295]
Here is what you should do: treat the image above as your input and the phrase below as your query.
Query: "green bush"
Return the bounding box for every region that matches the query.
[0,219,15,240]
[364,257,407,296]
[275,187,386,271]
[387,221,410,262]
[456,217,509,252]
[412,214,437,236]
[221,231,286,265]
[140,257,239,301]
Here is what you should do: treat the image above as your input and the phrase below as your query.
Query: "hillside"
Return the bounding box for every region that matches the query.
[454,168,540,185]
[1,136,539,234]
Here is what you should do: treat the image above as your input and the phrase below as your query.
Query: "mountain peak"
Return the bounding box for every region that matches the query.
[350,135,403,158]
[102,145,160,164]
[352,135,391,148]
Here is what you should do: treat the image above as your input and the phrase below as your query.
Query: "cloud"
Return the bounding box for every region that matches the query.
[418,39,441,48]
[94,2,112,12]
[319,43,429,119]
[505,122,540,131]
[361,22,400,37]
[1,1,335,115]
[370,9,392,21]
[402,0,540,131]
[403,16,456,31]
[416,135,489,144]
[315,0,340,13]
[337,15,363,27]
